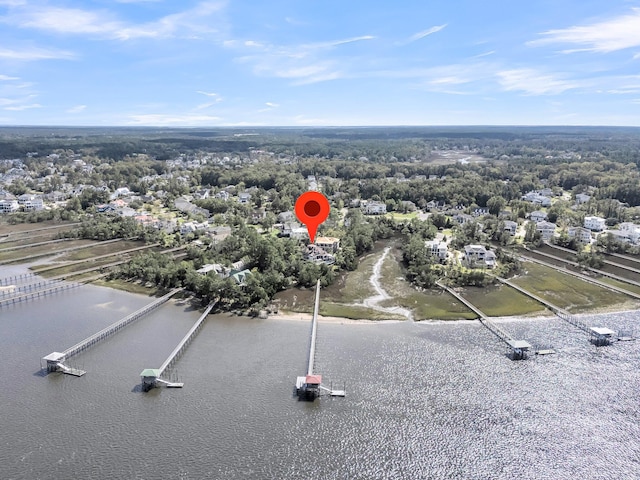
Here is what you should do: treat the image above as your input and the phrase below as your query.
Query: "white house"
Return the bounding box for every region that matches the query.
[529,210,548,223]
[584,216,606,231]
[425,240,448,262]
[290,227,308,240]
[0,199,19,213]
[238,192,251,204]
[196,263,230,278]
[463,245,496,269]
[607,230,632,244]
[363,201,386,215]
[110,187,131,200]
[522,191,552,207]
[278,211,296,223]
[17,194,44,211]
[618,223,640,244]
[193,188,210,200]
[575,193,591,204]
[304,244,335,265]
[535,221,557,241]
[568,226,592,244]
[453,213,474,224]
[503,220,518,236]
[180,221,207,235]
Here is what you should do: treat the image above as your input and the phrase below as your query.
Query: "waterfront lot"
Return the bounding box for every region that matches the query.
[511,261,637,313]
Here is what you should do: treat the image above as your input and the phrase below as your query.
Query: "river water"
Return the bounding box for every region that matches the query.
[1,265,639,479]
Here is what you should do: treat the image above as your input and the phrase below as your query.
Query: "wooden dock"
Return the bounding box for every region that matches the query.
[141,302,215,390]
[494,274,632,346]
[43,288,182,376]
[295,280,346,399]
[0,280,82,308]
[437,281,532,360]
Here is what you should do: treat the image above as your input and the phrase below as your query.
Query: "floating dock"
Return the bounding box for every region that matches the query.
[295,280,345,399]
[141,302,215,390]
[437,281,532,360]
[42,288,182,376]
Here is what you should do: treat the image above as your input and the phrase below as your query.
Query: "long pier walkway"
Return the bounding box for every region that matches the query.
[494,276,632,346]
[42,288,182,376]
[295,280,345,399]
[436,281,532,359]
[0,272,36,286]
[0,278,82,308]
[140,302,216,390]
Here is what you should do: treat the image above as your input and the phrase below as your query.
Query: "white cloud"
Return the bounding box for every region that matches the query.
[258,102,280,112]
[528,8,640,53]
[0,74,19,80]
[231,33,374,85]
[4,103,41,111]
[128,113,222,126]
[0,47,75,60]
[497,68,579,95]
[241,53,344,85]
[196,90,219,97]
[472,51,495,59]
[403,25,447,44]
[2,1,226,41]
[195,102,218,110]
[66,104,86,113]
[304,35,375,49]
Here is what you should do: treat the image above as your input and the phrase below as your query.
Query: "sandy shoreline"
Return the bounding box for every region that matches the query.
[268,311,403,325]
[269,302,640,325]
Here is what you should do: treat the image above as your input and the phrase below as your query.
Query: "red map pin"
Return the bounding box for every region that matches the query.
[295,191,330,243]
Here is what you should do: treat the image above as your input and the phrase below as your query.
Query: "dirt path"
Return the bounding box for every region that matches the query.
[360,246,413,321]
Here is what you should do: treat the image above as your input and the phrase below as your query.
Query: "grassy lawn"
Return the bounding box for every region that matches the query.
[35,257,124,277]
[322,245,386,304]
[384,212,418,221]
[58,240,143,261]
[460,284,548,317]
[0,231,63,249]
[91,278,159,296]
[0,239,96,264]
[0,220,78,236]
[598,277,640,296]
[512,261,633,313]
[378,244,477,320]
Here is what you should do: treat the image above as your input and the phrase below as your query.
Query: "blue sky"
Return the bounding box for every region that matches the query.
[1,0,640,126]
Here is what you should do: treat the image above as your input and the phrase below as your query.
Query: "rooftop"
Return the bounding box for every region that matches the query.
[590,327,616,337]
[507,340,532,350]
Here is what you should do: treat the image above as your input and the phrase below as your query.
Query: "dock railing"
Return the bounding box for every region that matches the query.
[158,302,215,378]
[62,288,182,360]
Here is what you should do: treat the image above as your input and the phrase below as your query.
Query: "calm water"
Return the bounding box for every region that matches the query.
[1,265,639,479]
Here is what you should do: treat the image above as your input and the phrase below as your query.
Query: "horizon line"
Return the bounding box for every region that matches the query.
[1,124,640,129]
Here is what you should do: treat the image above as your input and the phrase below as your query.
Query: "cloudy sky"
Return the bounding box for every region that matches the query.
[1,0,640,126]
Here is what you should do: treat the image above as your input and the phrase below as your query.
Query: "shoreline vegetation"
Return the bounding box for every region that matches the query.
[2,127,640,322]
[1,219,637,322]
